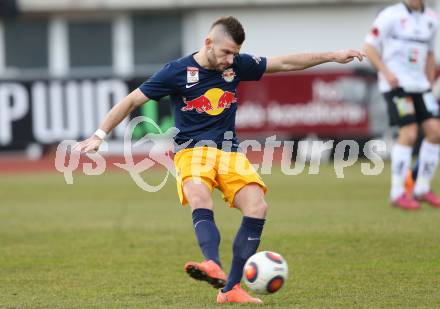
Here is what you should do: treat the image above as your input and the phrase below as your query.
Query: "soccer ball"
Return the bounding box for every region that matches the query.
[243,251,288,294]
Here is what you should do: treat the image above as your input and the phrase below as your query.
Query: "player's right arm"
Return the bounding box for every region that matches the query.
[363,43,398,88]
[363,7,399,89]
[74,62,175,153]
[73,89,150,153]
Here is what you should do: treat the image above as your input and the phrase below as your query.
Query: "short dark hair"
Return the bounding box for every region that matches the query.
[211,16,245,45]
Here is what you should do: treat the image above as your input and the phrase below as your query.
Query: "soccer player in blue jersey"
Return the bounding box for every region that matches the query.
[74,16,364,304]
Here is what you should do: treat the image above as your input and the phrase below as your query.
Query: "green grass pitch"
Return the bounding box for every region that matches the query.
[1,163,440,308]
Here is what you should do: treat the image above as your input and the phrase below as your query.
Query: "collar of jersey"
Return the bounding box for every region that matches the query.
[402,1,425,14]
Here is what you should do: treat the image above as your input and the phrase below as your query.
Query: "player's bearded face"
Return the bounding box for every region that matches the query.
[207,37,240,72]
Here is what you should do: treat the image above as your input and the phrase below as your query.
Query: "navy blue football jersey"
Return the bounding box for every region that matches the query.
[139,53,267,151]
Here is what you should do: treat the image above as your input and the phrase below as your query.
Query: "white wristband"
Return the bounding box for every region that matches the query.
[94,129,107,140]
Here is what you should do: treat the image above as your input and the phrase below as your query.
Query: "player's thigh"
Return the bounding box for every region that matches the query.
[217,152,267,209]
[383,88,416,128]
[397,123,418,146]
[421,118,440,143]
[174,147,218,208]
[183,178,215,211]
[233,183,267,219]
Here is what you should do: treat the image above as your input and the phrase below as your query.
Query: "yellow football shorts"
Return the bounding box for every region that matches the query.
[174,147,267,207]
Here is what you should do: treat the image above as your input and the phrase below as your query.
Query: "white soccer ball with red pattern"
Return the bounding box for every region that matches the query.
[243,251,288,294]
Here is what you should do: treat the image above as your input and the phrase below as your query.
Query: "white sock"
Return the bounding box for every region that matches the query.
[414,140,440,196]
[390,143,412,200]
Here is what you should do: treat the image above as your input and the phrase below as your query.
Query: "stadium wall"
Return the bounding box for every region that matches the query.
[0,0,439,159]
[183,2,440,64]
[13,1,440,61]
[1,1,439,79]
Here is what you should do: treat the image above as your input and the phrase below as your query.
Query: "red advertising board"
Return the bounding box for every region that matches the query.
[236,71,371,137]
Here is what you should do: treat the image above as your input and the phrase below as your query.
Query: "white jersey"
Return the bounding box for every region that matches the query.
[365,2,438,93]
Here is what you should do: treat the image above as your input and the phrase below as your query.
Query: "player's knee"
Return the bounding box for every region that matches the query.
[257,200,268,217]
[407,133,418,146]
[188,193,214,210]
[424,127,440,144]
[426,135,440,144]
[188,193,213,209]
[398,127,417,146]
[247,199,267,218]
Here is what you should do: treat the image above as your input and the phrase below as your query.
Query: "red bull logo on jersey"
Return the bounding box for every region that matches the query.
[181,88,237,116]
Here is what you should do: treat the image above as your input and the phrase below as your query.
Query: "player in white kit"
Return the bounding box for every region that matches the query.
[364,0,440,210]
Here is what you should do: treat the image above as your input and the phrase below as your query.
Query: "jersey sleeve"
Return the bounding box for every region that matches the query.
[138,63,176,101]
[365,8,395,51]
[235,53,267,81]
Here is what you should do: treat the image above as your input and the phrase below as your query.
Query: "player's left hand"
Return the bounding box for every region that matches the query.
[332,49,365,64]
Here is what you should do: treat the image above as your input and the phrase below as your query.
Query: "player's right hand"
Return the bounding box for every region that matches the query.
[383,70,399,89]
[72,135,103,153]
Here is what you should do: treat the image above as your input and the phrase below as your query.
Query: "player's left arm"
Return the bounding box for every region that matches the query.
[426,51,436,88]
[265,49,365,73]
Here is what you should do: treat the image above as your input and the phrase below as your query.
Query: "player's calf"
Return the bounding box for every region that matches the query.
[222,216,265,292]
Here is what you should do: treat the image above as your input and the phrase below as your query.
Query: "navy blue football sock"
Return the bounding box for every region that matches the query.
[222,216,265,292]
[412,160,419,181]
[192,208,221,267]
